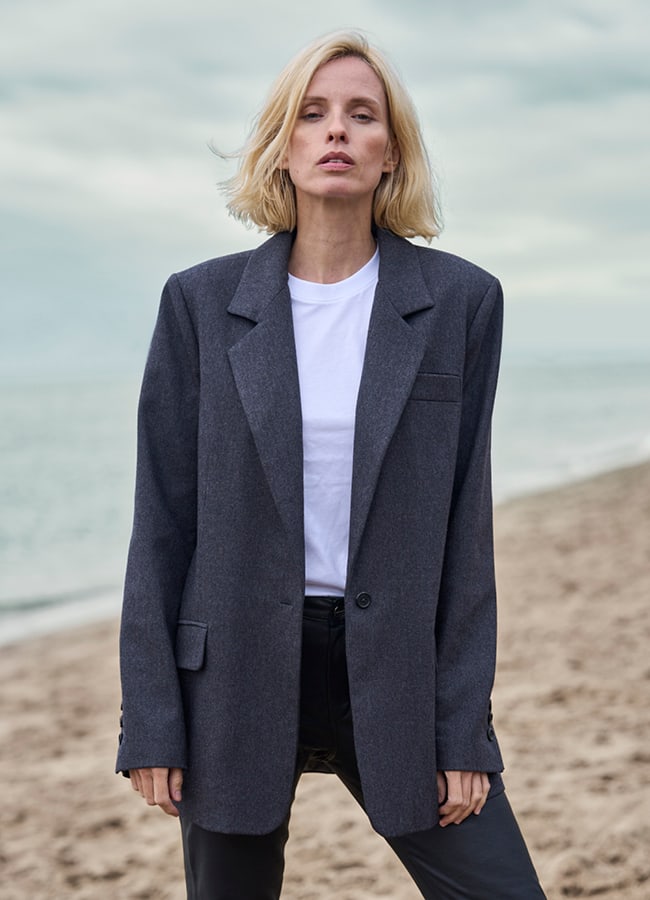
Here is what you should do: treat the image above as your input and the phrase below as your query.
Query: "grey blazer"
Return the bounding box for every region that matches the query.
[116,227,505,838]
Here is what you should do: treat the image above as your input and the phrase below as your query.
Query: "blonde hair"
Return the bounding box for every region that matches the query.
[222,31,442,241]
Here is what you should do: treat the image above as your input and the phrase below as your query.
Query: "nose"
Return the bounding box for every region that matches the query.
[327,113,348,143]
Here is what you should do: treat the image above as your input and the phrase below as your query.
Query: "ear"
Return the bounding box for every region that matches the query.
[382,138,400,173]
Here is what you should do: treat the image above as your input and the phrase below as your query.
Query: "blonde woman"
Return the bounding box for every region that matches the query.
[117,31,545,899]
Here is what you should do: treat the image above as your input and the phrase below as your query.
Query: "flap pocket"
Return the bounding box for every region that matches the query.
[175,620,208,671]
[410,373,461,403]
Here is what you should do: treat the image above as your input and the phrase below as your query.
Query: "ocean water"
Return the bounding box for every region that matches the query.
[0,378,139,643]
[492,355,650,500]
[1,355,649,643]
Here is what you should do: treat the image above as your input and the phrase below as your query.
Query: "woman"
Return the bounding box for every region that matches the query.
[117,31,546,899]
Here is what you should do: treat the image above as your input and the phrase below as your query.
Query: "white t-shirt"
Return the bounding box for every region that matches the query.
[289,249,379,596]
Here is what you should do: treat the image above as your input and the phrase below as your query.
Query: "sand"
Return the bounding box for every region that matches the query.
[1,462,649,899]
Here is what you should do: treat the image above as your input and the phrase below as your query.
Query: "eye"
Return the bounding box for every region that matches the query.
[301,110,322,121]
[352,112,373,122]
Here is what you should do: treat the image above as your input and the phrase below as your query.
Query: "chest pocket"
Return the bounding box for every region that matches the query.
[409,373,461,403]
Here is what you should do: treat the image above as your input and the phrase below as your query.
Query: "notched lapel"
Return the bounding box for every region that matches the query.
[225,230,437,586]
[227,233,304,569]
[347,231,436,575]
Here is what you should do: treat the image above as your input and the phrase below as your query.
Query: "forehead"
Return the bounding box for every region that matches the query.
[306,56,387,107]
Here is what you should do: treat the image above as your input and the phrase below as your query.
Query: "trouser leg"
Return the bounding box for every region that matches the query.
[321,607,546,899]
[176,596,336,900]
[180,814,290,900]
[385,792,546,899]
[335,750,545,899]
[181,596,546,899]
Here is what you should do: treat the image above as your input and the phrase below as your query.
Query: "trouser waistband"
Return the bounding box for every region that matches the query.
[303,595,345,619]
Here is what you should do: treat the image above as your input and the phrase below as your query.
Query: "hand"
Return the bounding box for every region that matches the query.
[129,767,184,817]
[437,770,489,827]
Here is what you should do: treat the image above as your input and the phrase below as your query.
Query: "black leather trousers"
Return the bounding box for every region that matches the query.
[180,596,545,899]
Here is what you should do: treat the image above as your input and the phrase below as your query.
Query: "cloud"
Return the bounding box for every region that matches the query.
[1,0,649,373]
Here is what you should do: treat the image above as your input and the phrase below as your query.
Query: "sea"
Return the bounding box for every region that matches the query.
[1,353,649,645]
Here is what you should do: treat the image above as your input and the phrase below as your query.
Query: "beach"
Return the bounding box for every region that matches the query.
[1,461,649,899]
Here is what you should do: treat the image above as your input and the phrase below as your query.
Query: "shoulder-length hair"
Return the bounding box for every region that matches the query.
[222,31,442,241]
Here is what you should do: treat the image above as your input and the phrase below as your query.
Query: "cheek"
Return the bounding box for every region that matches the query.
[286,159,305,182]
[284,136,309,172]
[368,136,392,165]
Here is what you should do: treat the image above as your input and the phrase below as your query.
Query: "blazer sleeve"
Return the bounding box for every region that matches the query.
[116,274,199,774]
[434,276,505,774]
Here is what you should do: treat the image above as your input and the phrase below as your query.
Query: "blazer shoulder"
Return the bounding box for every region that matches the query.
[411,244,502,329]
[172,248,255,296]
[413,244,498,292]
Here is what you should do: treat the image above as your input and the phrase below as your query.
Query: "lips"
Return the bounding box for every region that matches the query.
[317,151,354,166]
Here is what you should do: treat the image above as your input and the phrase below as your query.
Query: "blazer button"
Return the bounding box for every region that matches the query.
[355,592,372,609]
[487,725,496,742]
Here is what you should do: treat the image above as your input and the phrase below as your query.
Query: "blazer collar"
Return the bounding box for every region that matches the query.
[226,228,438,593]
[347,229,436,575]
[227,228,434,320]
[375,227,436,317]
[226,232,304,595]
[227,231,294,322]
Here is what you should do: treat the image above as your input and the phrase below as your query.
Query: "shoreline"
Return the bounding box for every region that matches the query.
[1,458,649,897]
[2,456,649,649]
[492,445,650,506]
[0,588,122,647]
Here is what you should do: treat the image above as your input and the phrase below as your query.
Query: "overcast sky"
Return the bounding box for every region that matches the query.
[2,0,648,376]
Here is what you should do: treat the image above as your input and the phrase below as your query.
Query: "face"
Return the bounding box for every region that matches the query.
[281,56,399,213]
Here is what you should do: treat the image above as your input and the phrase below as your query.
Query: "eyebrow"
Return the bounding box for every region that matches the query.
[301,95,383,110]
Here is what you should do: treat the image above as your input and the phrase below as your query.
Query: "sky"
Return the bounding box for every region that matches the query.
[2,0,649,377]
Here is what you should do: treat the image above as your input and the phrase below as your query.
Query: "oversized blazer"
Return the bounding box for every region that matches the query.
[116,227,505,838]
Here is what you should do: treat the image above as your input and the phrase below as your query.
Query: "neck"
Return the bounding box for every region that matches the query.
[288,201,376,284]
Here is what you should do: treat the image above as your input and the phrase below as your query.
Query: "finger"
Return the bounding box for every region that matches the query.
[169,767,184,804]
[466,772,483,814]
[140,769,156,806]
[134,769,149,799]
[129,769,141,793]
[439,803,468,827]
[440,771,491,826]
[440,771,486,826]
[436,771,447,805]
[454,772,484,823]
[439,772,472,826]
[451,771,470,805]
[152,768,179,817]
[473,773,490,815]
[478,772,489,795]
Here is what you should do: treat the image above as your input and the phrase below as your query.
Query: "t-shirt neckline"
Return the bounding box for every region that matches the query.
[288,248,379,303]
